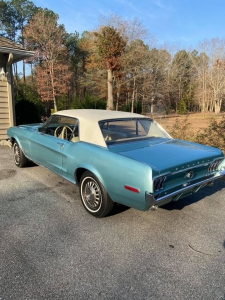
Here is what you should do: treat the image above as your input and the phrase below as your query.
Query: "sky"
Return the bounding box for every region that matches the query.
[31,0,225,50]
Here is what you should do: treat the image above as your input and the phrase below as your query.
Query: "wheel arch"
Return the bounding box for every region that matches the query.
[8,136,16,145]
[8,136,21,147]
[75,164,104,187]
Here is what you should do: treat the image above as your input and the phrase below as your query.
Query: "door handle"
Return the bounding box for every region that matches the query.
[57,142,65,148]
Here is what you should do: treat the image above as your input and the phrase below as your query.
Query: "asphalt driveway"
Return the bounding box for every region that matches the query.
[0,145,225,300]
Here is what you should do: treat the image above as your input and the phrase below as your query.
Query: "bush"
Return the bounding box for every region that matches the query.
[15,99,42,125]
[195,116,225,153]
[15,81,45,124]
[165,115,225,153]
[121,101,142,114]
[177,99,187,115]
[166,116,194,141]
[70,94,106,109]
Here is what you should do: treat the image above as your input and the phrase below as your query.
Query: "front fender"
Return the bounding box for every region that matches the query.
[7,127,33,159]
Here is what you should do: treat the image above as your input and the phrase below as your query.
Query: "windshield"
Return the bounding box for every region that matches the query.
[99,118,171,143]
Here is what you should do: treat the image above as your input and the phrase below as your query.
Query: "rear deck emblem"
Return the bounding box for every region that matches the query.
[186,171,194,178]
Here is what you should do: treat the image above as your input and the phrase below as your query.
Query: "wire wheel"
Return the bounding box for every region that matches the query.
[81,177,102,212]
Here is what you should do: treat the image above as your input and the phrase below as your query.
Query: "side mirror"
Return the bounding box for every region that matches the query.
[38,127,46,133]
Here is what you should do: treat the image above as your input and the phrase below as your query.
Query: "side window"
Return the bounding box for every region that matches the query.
[42,115,78,142]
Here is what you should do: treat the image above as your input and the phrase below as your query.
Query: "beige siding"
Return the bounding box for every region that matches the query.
[0,80,9,140]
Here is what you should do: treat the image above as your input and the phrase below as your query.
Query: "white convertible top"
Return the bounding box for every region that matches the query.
[54,109,147,147]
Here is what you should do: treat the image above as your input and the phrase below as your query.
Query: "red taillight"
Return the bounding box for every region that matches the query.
[124,185,140,193]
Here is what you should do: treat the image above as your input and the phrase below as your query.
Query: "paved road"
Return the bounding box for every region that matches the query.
[0,145,225,300]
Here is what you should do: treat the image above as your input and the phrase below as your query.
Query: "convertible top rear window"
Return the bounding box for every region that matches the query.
[99,118,170,142]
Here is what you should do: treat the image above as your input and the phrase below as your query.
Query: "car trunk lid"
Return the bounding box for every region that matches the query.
[108,138,223,174]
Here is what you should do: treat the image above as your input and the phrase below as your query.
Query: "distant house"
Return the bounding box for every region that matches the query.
[0,36,34,144]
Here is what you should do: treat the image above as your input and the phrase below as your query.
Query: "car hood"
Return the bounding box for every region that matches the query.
[108,138,224,173]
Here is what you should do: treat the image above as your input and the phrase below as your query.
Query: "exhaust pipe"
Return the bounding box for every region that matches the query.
[150,205,158,211]
[207,181,214,186]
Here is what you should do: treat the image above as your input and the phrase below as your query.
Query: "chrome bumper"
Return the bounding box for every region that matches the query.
[146,170,225,209]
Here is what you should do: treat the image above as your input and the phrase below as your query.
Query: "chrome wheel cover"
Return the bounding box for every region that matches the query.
[13,144,20,165]
[81,177,102,212]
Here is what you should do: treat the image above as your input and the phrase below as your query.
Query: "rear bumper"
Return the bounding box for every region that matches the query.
[146,170,225,209]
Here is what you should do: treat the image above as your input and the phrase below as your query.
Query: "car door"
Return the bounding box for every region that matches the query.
[29,115,77,176]
[60,121,80,182]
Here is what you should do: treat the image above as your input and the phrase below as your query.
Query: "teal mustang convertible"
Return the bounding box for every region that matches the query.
[7,109,225,217]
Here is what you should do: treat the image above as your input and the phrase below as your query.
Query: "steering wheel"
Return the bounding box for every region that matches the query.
[54,126,73,140]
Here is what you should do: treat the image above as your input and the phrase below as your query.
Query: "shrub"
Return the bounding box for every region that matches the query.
[70,94,106,109]
[166,116,195,141]
[165,115,225,153]
[15,82,45,124]
[121,101,142,114]
[177,99,187,115]
[195,116,225,153]
[15,99,42,125]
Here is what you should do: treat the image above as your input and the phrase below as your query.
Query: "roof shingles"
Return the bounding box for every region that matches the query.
[0,36,25,51]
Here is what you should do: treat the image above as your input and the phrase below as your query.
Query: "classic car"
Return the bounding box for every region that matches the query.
[7,109,225,217]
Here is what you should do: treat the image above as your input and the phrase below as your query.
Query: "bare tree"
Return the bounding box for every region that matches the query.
[198,38,225,113]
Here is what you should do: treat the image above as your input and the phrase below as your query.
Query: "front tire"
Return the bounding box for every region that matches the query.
[79,171,114,218]
[13,141,28,168]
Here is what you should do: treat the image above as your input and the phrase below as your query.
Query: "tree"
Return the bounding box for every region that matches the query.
[65,31,89,101]
[190,50,210,112]
[169,50,193,112]
[121,39,150,112]
[93,26,126,110]
[23,9,72,111]
[0,0,17,40]
[98,13,148,44]
[0,0,36,79]
[197,38,225,114]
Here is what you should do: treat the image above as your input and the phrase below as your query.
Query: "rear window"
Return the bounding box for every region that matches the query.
[99,118,170,142]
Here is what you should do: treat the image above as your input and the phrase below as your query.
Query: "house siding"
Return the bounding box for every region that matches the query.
[0,37,34,144]
[0,80,10,141]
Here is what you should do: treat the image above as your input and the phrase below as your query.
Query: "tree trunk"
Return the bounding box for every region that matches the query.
[116,90,120,111]
[131,77,136,113]
[23,60,26,84]
[107,69,113,110]
[214,98,221,114]
[50,65,57,112]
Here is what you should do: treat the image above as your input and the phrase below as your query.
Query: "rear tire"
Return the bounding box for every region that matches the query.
[79,171,114,218]
[13,141,28,168]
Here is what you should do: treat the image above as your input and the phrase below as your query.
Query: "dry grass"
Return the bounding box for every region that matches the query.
[153,112,225,153]
[155,112,224,133]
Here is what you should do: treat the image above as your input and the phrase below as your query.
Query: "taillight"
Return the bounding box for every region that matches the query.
[208,159,224,172]
[153,175,167,191]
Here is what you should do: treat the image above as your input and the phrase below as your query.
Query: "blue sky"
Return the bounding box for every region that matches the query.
[32,0,225,49]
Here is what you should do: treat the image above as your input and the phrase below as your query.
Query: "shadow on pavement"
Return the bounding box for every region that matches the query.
[110,204,130,216]
[161,178,225,210]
